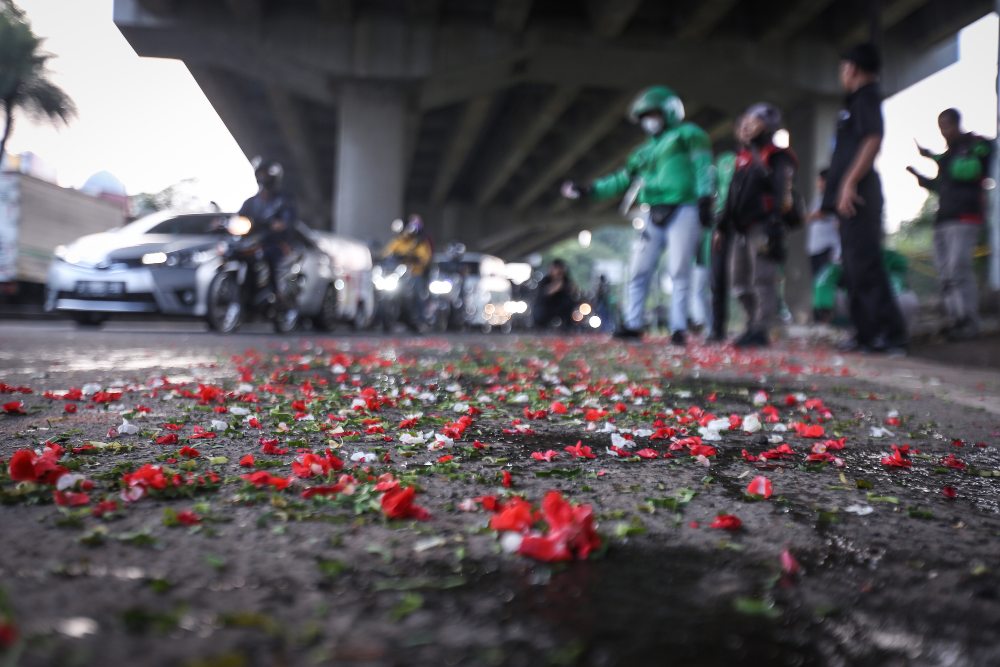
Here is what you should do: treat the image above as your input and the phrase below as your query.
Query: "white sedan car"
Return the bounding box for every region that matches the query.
[45,211,340,329]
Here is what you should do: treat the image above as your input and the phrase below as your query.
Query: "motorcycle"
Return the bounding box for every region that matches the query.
[205,216,302,334]
[372,256,441,333]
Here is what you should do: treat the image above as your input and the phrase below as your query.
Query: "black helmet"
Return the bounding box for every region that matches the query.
[251,156,284,188]
[743,103,782,136]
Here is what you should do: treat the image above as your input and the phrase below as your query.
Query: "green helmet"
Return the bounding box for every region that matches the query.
[628,86,685,126]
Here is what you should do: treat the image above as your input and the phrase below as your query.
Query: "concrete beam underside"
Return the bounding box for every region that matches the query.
[114,0,984,257]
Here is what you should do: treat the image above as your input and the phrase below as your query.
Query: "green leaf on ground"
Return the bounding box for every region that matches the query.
[733,596,781,619]
[389,593,424,621]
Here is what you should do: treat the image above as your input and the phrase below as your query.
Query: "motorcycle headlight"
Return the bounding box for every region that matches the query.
[227,215,253,236]
[382,274,400,291]
[429,279,453,295]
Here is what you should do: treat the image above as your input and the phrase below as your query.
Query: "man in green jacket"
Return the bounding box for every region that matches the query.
[907,107,993,339]
[561,85,714,344]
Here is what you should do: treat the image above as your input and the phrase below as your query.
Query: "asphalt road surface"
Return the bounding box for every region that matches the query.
[1,320,999,667]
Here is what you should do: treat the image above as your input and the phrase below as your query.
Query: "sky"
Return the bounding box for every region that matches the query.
[5,2,999,230]
[6,0,257,211]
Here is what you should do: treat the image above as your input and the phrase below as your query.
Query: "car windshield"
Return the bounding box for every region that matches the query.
[119,212,231,236]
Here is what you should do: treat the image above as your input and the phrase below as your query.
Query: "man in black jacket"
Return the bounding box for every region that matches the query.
[908,108,993,339]
[718,104,797,348]
[822,43,907,355]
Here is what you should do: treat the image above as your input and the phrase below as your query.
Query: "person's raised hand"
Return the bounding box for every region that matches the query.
[560,181,583,200]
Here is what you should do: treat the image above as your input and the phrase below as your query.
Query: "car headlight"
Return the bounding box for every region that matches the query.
[55,245,83,265]
[160,248,219,268]
[142,252,167,265]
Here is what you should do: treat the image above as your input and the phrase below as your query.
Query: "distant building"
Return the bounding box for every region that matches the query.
[81,170,129,212]
[0,151,57,183]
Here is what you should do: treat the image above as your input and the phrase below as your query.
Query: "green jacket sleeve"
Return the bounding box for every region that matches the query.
[682,124,714,199]
[590,166,633,201]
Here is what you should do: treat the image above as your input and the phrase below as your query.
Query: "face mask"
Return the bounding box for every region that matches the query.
[641,116,665,135]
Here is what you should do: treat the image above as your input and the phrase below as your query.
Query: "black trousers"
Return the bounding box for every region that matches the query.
[838,182,907,345]
[710,231,731,338]
[809,248,834,278]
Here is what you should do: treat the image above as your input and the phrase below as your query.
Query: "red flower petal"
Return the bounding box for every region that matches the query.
[746,475,773,499]
[710,514,742,531]
[8,449,37,482]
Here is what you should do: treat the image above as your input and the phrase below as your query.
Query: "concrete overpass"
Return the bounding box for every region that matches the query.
[114,0,993,262]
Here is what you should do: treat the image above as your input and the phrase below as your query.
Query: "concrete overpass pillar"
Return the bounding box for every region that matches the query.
[786,100,840,324]
[334,83,407,243]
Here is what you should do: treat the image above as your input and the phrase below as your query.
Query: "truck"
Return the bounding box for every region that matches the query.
[0,172,124,308]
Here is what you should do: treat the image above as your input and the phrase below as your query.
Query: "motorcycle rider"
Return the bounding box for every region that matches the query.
[237,157,298,305]
[382,214,433,279]
[560,85,714,345]
[381,214,434,326]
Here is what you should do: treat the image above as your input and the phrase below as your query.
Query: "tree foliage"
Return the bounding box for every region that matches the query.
[128,178,209,219]
[0,2,76,165]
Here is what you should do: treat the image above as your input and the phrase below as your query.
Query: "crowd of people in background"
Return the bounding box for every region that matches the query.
[557,40,994,354]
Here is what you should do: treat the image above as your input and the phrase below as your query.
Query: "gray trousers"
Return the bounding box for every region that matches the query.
[933,222,980,326]
[730,226,778,334]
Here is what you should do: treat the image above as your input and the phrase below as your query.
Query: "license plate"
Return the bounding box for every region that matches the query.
[75,281,125,297]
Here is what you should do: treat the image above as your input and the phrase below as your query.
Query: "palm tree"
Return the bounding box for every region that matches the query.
[0,2,75,167]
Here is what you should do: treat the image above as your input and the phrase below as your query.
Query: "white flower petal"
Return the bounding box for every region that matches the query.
[499,532,524,554]
[57,473,85,491]
[118,419,141,435]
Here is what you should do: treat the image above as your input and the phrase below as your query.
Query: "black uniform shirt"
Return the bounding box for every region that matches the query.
[823,82,883,212]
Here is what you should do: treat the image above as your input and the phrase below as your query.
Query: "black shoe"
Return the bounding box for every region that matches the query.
[734,330,768,348]
[706,331,727,344]
[732,330,753,347]
[670,330,687,346]
[613,327,644,340]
